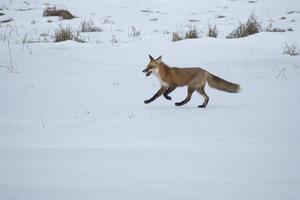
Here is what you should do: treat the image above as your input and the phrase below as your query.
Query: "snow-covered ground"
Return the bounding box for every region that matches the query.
[1,0,300,199]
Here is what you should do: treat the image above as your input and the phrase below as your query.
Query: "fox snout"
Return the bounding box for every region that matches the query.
[142,68,152,77]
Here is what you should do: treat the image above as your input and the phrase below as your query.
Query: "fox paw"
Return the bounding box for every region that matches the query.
[164,95,172,100]
[144,100,151,104]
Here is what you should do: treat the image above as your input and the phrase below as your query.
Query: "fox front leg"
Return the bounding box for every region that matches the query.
[144,87,168,104]
[163,85,177,100]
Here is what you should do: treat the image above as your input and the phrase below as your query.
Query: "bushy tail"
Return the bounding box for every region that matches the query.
[207,73,240,93]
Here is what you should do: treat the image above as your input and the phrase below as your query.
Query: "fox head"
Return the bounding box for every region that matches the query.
[142,55,162,77]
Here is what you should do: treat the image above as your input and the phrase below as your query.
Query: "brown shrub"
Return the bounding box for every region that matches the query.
[207,25,218,38]
[185,25,199,39]
[55,25,85,43]
[226,14,262,39]
[172,32,183,41]
[43,7,75,19]
[172,25,200,42]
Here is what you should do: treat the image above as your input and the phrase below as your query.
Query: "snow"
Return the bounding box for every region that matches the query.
[1,0,300,199]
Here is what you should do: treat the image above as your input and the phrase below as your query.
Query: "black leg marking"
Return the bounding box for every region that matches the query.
[163,85,177,100]
[144,87,168,104]
[175,87,195,106]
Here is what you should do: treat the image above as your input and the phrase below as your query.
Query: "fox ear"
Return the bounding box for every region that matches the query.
[149,55,154,60]
[156,55,162,62]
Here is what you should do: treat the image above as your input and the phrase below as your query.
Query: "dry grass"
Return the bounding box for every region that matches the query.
[43,7,75,19]
[172,32,183,41]
[185,25,199,39]
[265,23,285,32]
[172,25,200,42]
[55,25,85,43]
[128,26,141,37]
[207,25,218,38]
[283,42,299,56]
[226,14,262,39]
[80,20,102,32]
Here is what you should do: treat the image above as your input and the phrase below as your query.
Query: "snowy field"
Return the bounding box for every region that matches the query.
[1,0,300,199]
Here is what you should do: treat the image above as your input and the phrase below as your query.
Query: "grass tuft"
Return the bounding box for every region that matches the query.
[55,25,85,43]
[172,32,183,41]
[80,20,103,32]
[226,14,262,39]
[185,25,199,39]
[265,23,285,32]
[207,25,218,38]
[283,42,299,56]
[172,25,200,42]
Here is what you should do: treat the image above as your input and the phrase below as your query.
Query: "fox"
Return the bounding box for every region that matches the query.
[142,55,240,108]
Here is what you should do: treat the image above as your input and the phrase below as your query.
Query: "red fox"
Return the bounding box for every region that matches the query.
[142,55,240,108]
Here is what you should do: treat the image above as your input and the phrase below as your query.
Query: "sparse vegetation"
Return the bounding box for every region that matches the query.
[185,25,199,39]
[0,29,17,73]
[172,25,200,42]
[7,37,15,73]
[43,7,75,19]
[54,25,85,43]
[128,26,141,37]
[172,32,183,41]
[283,42,299,56]
[226,14,262,39]
[80,20,103,32]
[265,23,285,32]
[207,25,218,38]
[110,34,119,46]
[264,23,294,32]
[0,12,4,16]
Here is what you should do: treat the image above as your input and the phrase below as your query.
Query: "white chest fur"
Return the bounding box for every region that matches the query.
[151,68,169,87]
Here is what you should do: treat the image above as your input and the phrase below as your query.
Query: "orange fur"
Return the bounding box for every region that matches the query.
[143,55,240,107]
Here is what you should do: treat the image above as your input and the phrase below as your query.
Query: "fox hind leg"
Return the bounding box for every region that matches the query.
[175,86,195,106]
[197,86,209,108]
